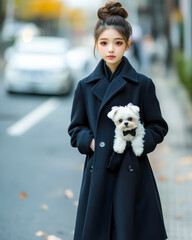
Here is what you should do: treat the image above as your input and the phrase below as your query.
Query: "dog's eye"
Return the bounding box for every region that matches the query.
[119,119,123,123]
[128,117,133,121]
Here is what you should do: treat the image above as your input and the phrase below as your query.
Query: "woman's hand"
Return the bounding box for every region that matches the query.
[90,138,95,152]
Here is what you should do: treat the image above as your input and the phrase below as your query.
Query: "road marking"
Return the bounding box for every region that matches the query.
[7,98,60,136]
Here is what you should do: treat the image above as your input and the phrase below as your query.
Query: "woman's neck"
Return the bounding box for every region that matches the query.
[106,58,122,73]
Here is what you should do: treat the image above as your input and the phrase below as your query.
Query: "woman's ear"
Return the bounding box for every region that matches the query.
[125,40,131,50]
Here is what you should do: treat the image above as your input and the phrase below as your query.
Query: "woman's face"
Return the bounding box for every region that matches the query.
[95,28,131,71]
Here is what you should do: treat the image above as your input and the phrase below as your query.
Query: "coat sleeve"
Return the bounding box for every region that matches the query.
[141,78,168,156]
[68,81,94,155]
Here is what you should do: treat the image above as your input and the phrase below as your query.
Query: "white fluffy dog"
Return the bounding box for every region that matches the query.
[107,103,145,156]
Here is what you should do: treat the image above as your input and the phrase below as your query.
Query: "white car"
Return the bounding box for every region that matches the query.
[67,46,99,81]
[4,36,74,95]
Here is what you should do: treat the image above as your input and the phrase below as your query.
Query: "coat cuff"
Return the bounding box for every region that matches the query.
[76,129,94,155]
[141,128,156,156]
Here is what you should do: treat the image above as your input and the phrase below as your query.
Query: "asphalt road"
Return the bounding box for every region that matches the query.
[0,72,83,240]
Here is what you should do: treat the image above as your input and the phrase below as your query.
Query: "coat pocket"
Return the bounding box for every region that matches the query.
[125,150,140,173]
[84,153,94,173]
[106,151,124,172]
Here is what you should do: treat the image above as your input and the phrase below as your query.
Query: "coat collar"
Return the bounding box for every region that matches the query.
[85,56,139,84]
[85,57,139,112]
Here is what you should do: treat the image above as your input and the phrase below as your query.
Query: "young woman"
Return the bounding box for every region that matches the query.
[68,1,168,240]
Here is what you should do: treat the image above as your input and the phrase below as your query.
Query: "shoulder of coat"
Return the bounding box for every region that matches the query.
[77,76,90,86]
[136,73,157,95]
[137,72,152,85]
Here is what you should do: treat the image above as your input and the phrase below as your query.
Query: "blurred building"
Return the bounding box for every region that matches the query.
[122,0,191,62]
[180,0,192,60]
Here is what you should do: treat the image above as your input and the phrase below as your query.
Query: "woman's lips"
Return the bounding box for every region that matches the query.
[107,55,115,59]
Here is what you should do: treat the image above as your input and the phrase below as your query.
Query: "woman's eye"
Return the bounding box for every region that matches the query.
[128,117,133,121]
[116,41,123,46]
[100,41,107,46]
[119,119,123,123]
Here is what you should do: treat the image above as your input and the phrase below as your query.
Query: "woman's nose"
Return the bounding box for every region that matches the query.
[108,44,114,52]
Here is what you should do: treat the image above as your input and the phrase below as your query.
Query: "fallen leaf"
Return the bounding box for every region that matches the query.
[176,175,187,183]
[64,189,74,199]
[20,192,27,199]
[158,175,168,182]
[161,144,171,154]
[178,200,184,205]
[151,161,168,171]
[187,172,192,180]
[179,156,192,165]
[175,215,182,220]
[74,200,78,207]
[46,235,62,240]
[41,204,48,210]
[35,231,46,237]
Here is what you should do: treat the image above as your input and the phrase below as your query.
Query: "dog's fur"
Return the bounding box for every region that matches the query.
[107,103,145,156]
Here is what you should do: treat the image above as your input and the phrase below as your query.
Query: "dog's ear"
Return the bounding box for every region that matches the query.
[127,103,140,115]
[107,106,119,120]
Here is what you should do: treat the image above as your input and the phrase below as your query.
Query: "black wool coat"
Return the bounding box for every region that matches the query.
[68,56,168,240]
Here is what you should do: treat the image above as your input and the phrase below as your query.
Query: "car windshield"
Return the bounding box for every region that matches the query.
[15,38,68,54]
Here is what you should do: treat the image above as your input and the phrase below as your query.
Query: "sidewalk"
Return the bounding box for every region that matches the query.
[149,62,192,240]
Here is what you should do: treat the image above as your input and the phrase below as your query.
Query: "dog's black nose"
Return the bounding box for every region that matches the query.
[124,122,129,127]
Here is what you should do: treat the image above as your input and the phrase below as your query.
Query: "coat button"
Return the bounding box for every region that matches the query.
[128,165,134,172]
[89,166,93,172]
[99,141,105,148]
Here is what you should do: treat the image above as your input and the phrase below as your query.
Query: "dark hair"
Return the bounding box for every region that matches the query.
[94,1,132,55]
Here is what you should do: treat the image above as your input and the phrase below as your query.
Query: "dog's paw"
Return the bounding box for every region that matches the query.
[131,139,144,156]
[113,145,125,154]
[113,139,126,153]
[133,146,143,156]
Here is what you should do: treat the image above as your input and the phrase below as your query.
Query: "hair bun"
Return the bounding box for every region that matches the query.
[97,1,128,20]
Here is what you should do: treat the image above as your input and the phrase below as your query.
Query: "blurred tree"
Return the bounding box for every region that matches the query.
[15,0,65,20]
[69,8,86,31]
[164,0,174,66]
[0,0,6,30]
[13,0,87,36]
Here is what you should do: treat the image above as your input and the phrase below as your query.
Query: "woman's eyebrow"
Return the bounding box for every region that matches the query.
[99,38,124,40]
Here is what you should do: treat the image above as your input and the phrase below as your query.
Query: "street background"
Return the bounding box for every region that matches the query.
[0,0,192,239]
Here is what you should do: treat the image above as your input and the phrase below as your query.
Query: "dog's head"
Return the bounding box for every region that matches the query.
[107,103,140,131]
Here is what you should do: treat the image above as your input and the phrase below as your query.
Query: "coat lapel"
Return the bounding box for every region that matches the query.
[91,76,110,102]
[85,59,109,102]
[86,56,139,109]
[99,76,127,110]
